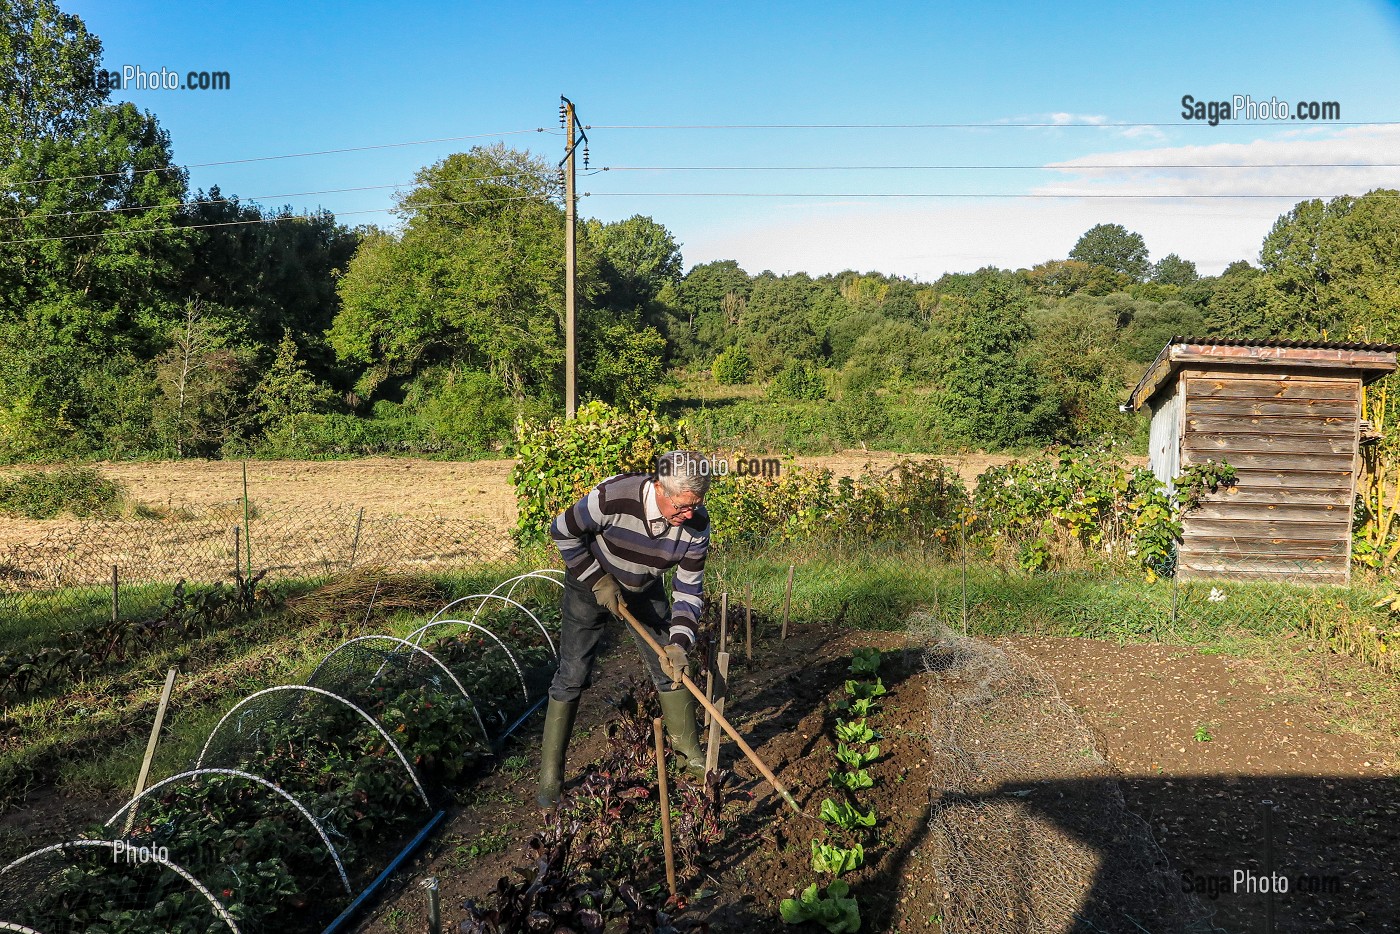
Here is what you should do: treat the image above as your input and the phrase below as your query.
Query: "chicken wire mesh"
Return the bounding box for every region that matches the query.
[919,618,1224,934]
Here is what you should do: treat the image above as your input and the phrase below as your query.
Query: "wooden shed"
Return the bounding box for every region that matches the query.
[1128,338,1398,585]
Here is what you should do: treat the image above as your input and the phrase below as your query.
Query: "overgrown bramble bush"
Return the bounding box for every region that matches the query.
[509,402,687,544]
[704,458,967,550]
[969,445,1187,576]
[0,466,126,518]
[711,345,752,385]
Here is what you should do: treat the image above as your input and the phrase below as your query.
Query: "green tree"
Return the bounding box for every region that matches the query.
[152,301,253,457]
[251,328,336,429]
[938,282,1058,448]
[769,360,825,401]
[330,144,581,402]
[0,23,190,457]
[674,260,750,363]
[0,0,105,157]
[1150,252,1199,287]
[711,345,751,384]
[1029,301,1132,441]
[1069,223,1150,281]
[744,272,822,377]
[589,214,682,312]
[582,318,669,406]
[1257,197,1337,338]
[1026,259,1096,297]
[180,189,360,377]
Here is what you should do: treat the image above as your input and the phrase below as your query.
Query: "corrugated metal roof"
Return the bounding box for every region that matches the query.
[1164,336,1400,352]
[1128,337,1400,411]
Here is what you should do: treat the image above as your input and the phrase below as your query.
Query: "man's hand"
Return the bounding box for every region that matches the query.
[591,574,625,615]
[663,641,688,687]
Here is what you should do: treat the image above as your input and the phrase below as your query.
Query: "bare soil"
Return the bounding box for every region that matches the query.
[353,624,1399,934]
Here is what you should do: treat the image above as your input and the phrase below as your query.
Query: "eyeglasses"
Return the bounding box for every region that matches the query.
[661,490,703,515]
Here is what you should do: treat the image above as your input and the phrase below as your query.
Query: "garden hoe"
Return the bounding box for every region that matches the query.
[615,602,803,815]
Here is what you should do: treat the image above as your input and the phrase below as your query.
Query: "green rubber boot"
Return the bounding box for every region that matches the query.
[536,698,579,809]
[657,687,706,781]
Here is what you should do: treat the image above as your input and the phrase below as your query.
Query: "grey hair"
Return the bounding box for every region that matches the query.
[655,450,712,497]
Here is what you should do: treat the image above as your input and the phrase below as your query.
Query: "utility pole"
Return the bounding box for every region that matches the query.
[559,96,588,419]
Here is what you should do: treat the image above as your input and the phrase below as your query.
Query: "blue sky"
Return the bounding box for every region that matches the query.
[69,0,1400,277]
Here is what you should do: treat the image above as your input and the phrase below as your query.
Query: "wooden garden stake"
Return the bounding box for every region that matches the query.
[125,667,177,834]
[652,717,678,898]
[719,591,728,654]
[703,663,714,728]
[781,564,795,640]
[704,651,730,776]
[618,603,800,814]
[745,589,753,661]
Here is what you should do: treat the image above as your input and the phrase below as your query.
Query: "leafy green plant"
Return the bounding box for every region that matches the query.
[848,647,881,677]
[0,466,125,518]
[819,798,876,830]
[1193,724,1214,743]
[828,768,873,791]
[769,360,826,401]
[833,743,880,768]
[1175,460,1238,512]
[833,719,878,744]
[508,401,686,545]
[711,345,752,384]
[811,840,865,876]
[844,678,887,701]
[779,880,861,933]
[831,696,876,719]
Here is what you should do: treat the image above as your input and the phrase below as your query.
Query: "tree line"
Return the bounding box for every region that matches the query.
[3,0,1398,462]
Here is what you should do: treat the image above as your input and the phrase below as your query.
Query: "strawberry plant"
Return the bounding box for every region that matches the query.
[779,880,861,933]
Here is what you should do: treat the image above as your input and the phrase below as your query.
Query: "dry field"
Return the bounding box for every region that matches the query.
[0,451,1011,554]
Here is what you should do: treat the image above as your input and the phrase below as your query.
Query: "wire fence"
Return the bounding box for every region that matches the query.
[0,506,519,636]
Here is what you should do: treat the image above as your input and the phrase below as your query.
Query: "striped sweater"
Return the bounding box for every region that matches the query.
[551,473,709,646]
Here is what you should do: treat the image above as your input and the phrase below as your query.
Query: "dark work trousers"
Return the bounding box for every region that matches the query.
[548,574,679,702]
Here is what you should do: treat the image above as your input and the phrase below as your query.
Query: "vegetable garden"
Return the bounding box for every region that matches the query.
[0,570,565,933]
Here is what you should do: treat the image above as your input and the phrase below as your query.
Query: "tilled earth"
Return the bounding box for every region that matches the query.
[355,624,1399,934]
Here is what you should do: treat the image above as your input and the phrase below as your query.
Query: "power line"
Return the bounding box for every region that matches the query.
[582,191,1378,199]
[586,120,1393,129]
[0,127,553,189]
[0,171,544,225]
[599,162,1400,171]
[0,194,548,246]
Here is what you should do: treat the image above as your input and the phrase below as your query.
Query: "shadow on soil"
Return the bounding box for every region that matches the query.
[695,642,1398,934]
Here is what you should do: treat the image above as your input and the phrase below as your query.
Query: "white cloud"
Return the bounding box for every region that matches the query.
[681,126,1399,280]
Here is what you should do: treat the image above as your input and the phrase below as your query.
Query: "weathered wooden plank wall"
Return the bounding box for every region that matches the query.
[1176,367,1360,585]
